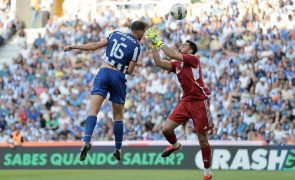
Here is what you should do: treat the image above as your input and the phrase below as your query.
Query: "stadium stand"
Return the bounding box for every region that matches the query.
[0,0,294,145]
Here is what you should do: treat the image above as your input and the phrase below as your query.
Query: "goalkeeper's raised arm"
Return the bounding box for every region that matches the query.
[145,26,183,61]
[151,48,173,72]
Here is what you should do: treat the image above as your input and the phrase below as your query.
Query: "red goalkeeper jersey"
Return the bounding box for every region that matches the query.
[170,54,211,101]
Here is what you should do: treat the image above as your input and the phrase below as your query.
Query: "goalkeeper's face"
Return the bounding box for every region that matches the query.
[179,42,192,54]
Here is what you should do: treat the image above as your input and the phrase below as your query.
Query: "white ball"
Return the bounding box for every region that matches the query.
[170,3,187,20]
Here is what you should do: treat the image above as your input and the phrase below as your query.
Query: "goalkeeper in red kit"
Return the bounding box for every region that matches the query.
[145,27,214,180]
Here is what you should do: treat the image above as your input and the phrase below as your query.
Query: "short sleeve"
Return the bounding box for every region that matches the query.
[182,54,199,67]
[170,61,181,73]
[107,31,117,41]
[132,45,141,62]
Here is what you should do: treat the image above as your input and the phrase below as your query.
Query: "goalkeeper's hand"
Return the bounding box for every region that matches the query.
[145,26,163,48]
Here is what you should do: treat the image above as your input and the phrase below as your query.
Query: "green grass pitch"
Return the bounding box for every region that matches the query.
[0,170,293,180]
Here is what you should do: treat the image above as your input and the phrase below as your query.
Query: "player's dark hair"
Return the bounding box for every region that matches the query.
[186,40,198,54]
[130,21,147,31]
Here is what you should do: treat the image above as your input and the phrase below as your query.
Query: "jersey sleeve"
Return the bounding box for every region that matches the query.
[170,60,181,73]
[182,54,199,67]
[131,45,141,62]
[107,31,117,41]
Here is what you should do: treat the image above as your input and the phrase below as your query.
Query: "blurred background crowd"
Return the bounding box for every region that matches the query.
[0,0,23,46]
[0,0,294,145]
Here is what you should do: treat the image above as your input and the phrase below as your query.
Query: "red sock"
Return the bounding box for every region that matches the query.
[201,144,211,169]
[164,131,177,144]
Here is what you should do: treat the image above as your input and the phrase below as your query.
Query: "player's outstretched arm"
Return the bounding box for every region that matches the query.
[152,48,173,71]
[145,26,183,62]
[160,44,184,62]
[64,38,108,52]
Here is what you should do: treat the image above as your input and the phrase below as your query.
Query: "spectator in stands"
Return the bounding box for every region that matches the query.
[0,0,294,145]
[11,127,23,146]
[0,115,7,131]
[31,0,41,28]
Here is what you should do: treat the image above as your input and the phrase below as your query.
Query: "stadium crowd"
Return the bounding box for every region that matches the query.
[0,0,23,46]
[0,0,294,145]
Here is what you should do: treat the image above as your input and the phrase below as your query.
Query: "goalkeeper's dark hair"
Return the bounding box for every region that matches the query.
[186,40,198,54]
[131,21,148,31]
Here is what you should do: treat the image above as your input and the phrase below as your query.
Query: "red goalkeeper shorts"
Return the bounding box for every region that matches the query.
[168,98,214,133]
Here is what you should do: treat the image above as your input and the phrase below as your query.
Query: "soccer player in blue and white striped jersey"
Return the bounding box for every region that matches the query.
[64,21,147,161]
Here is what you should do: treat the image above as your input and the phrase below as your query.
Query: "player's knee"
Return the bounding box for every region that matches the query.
[113,110,123,120]
[112,105,124,120]
[113,114,123,120]
[162,127,172,135]
[89,109,98,116]
[113,111,124,120]
[198,138,208,148]
[89,103,101,115]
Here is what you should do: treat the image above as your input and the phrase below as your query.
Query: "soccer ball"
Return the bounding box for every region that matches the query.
[170,3,187,20]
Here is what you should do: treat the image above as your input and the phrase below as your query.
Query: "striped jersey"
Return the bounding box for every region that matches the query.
[104,31,140,73]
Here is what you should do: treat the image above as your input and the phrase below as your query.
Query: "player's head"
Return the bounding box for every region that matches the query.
[179,40,198,54]
[130,21,148,40]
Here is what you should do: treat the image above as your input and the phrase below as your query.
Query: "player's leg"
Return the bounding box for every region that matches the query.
[197,132,212,179]
[161,100,190,157]
[83,94,105,142]
[80,94,105,161]
[161,119,183,157]
[191,99,214,179]
[80,69,109,161]
[111,102,124,161]
[108,69,127,161]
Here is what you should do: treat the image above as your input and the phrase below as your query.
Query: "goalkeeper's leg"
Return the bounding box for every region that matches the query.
[161,101,190,157]
[161,119,183,157]
[198,132,213,180]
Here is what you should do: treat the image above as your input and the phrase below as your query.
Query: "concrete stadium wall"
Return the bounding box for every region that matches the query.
[15,0,34,28]
[14,0,58,28]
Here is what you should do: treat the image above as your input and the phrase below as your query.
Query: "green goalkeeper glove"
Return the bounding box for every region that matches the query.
[145,26,163,48]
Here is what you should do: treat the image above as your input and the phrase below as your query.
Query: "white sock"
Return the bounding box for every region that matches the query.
[204,168,212,176]
[172,142,180,148]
